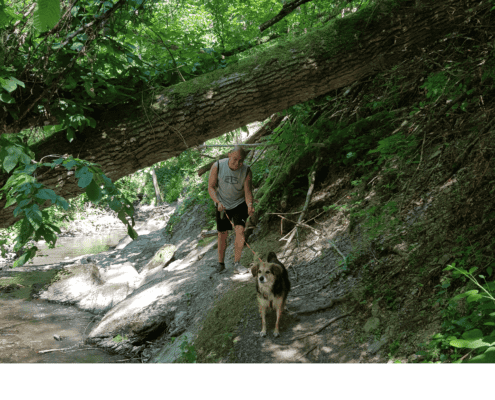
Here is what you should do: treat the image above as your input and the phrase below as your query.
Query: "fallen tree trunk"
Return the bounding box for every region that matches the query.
[0,0,480,229]
[196,113,286,176]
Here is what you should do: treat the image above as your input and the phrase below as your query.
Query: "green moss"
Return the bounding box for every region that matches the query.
[240,230,283,267]
[195,281,257,362]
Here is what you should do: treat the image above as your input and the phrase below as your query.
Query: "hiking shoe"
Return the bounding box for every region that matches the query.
[209,262,226,279]
[213,262,226,273]
[233,261,249,274]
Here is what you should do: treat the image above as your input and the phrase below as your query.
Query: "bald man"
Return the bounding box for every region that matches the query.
[208,145,254,275]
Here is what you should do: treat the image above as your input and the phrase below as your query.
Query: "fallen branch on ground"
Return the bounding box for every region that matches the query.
[296,344,318,361]
[38,345,97,354]
[288,311,353,342]
[328,239,346,263]
[283,155,321,251]
[276,214,321,235]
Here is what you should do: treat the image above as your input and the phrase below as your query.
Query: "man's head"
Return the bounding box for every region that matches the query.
[228,145,247,170]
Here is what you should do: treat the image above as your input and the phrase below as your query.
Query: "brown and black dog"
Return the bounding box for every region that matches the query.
[250,252,291,337]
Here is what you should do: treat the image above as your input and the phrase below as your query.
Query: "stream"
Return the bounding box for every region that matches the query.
[0,228,135,363]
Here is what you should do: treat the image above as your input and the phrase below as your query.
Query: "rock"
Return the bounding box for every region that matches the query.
[40,263,140,314]
[53,334,62,341]
[438,254,451,266]
[368,336,387,354]
[363,317,380,333]
[139,244,176,274]
[149,332,194,363]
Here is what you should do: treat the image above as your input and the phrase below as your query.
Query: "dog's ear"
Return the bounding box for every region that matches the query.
[250,262,259,277]
[270,263,284,276]
[267,252,278,264]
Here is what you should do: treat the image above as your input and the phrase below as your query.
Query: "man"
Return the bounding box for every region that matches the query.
[208,145,254,274]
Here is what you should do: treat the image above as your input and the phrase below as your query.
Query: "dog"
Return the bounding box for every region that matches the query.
[250,252,291,337]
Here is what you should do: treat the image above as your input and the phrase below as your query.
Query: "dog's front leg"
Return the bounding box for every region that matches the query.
[273,305,283,337]
[259,304,267,337]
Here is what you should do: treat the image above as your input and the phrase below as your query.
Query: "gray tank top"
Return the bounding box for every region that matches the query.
[216,158,249,210]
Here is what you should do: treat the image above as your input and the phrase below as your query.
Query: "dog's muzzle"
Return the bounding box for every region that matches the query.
[259,276,265,283]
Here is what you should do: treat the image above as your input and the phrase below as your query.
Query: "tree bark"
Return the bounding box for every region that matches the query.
[195,113,286,177]
[0,0,481,229]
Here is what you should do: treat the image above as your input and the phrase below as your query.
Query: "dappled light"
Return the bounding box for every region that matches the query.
[0,0,494,369]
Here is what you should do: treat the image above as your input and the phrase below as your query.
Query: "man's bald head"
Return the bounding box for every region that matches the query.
[228,145,247,170]
[230,145,248,160]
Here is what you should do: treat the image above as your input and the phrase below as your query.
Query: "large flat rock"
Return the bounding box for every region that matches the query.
[40,263,141,314]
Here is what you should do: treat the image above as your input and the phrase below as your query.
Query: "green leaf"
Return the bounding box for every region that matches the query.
[444,263,456,271]
[67,127,75,142]
[25,204,43,231]
[84,81,95,98]
[34,188,58,203]
[466,293,484,303]
[0,4,20,26]
[127,225,138,240]
[88,117,96,128]
[33,0,61,32]
[85,180,101,202]
[1,76,25,92]
[75,166,93,188]
[469,267,478,275]
[70,42,84,52]
[109,198,122,211]
[63,75,77,90]
[467,346,495,363]
[0,92,14,103]
[3,153,19,172]
[450,331,495,349]
[45,223,61,235]
[62,159,76,170]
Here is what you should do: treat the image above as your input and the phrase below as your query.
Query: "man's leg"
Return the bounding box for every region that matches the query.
[218,231,228,263]
[232,225,249,274]
[234,225,245,263]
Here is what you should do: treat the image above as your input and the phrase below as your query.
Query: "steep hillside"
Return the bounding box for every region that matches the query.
[237,4,495,362]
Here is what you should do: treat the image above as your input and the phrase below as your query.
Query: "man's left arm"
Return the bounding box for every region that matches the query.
[244,168,254,216]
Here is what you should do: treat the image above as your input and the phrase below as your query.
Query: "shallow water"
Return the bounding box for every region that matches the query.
[0,230,135,363]
[26,229,128,266]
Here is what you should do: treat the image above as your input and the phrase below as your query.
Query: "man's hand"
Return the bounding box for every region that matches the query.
[248,206,255,216]
[217,203,225,212]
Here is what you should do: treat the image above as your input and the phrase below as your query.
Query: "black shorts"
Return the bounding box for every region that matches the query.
[216,201,249,232]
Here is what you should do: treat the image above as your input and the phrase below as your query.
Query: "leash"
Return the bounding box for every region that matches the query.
[221,206,263,264]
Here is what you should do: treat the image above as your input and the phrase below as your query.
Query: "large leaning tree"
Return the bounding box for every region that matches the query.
[0,0,488,231]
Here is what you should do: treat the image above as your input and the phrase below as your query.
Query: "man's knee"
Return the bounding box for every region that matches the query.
[218,231,228,240]
[234,226,245,238]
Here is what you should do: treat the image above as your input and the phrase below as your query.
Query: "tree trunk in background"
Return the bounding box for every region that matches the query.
[151,168,163,205]
[0,0,480,229]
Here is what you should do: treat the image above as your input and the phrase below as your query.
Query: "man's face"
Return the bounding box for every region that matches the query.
[228,150,244,170]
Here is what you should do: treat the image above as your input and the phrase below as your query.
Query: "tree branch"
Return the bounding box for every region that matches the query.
[260,0,315,32]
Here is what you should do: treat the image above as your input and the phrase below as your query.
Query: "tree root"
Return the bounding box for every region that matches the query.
[288,311,353,342]
[294,295,349,315]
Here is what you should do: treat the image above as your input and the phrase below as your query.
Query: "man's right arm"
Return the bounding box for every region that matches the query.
[208,163,220,204]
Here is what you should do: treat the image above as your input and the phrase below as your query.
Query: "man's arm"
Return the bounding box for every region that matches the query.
[244,168,254,214]
[208,163,220,204]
